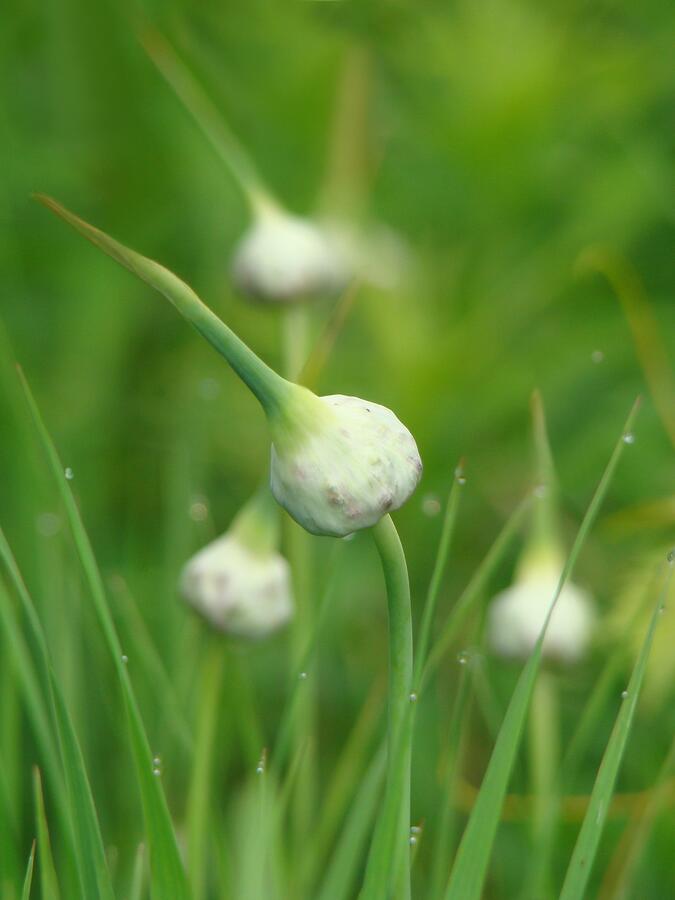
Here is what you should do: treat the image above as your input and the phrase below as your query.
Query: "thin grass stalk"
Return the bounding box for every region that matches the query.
[413,464,465,692]
[186,638,226,900]
[559,564,673,899]
[423,495,532,686]
[16,367,189,899]
[33,768,61,900]
[443,397,641,900]
[428,660,474,900]
[360,514,414,900]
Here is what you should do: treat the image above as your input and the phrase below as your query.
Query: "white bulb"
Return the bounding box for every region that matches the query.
[181,534,293,639]
[270,394,422,537]
[487,566,594,664]
[232,210,344,302]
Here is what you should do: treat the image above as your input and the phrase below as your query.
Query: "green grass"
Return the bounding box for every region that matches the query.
[1,1,674,897]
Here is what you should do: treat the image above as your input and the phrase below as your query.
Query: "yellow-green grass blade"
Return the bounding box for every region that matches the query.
[129,844,146,900]
[559,565,672,900]
[0,538,113,900]
[33,769,61,900]
[444,398,641,900]
[21,842,36,900]
[16,368,189,900]
[413,462,466,691]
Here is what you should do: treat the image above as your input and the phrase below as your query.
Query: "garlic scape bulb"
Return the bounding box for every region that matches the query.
[181,486,293,638]
[141,29,346,304]
[487,543,595,664]
[487,391,595,664]
[37,196,422,537]
[231,202,345,303]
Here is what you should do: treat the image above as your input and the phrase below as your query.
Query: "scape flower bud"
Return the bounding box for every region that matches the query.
[270,392,422,537]
[232,206,345,302]
[487,545,595,664]
[36,196,422,537]
[181,487,293,638]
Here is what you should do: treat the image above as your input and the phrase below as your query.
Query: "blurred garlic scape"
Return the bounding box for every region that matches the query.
[488,390,595,664]
[37,196,422,537]
[487,542,595,664]
[181,487,293,638]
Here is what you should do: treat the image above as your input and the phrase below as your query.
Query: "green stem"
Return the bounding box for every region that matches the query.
[34,194,293,418]
[186,639,226,900]
[360,515,413,900]
[140,26,275,218]
[524,670,559,900]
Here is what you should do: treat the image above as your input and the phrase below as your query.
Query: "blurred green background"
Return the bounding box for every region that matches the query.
[1,0,674,897]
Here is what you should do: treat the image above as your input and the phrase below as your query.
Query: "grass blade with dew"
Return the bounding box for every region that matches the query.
[15,367,189,900]
[301,676,385,894]
[0,533,114,900]
[137,24,273,216]
[21,842,36,900]
[33,768,61,900]
[428,648,475,900]
[444,397,641,900]
[317,745,387,900]
[413,461,466,693]
[186,638,226,900]
[559,562,673,900]
[424,494,532,686]
[598,727,675,900]
[109,574,194,760]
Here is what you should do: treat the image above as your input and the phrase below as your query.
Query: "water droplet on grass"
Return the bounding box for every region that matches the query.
[64,467,74,480]
[152,767,161,777]
[298,671,307,681]
[409,835,417,846]
[622,432,635,445]
[121,654,129,665]
[422,495,441,517]
[409,692,418,703]
[189,498,209,522]
[621,690,628,699]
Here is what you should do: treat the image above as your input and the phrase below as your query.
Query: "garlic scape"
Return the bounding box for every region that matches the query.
[141,28,345,304]
[181,485,293,638]
[36,196,422,537]
[487,391,595,664]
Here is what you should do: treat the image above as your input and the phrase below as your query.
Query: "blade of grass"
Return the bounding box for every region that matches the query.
[559,564,673,900]
[424,494,532,686]
[16,367,189,900]
[186,638,226,900]
[317,745,387,900]
[33,769,61,900]
[137,24,272,215]
[128,844,146,900]
[21,842,36,900]
[444,397,641,900]
[413,462,466,692]
[0,535,113,900]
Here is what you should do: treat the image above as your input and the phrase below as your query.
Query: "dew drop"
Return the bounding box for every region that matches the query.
[622,432,635,445]
[454,467,467,485]
[256,765,264,775]
[410,825,421,835]
[36,512,61,537]
[121,654,129,665]
[457,651,468,666]
[152,767,161,777]
[189,498,209,522]
[409,692,418,703]
[152,756,161,767]
[298,671,308,681]
[621,690,628,699]
[409,835,417,846]
[422,494,441,517]
[64,467,74,480]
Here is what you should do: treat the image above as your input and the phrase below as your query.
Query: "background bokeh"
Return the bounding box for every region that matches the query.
[1,0,674,897]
